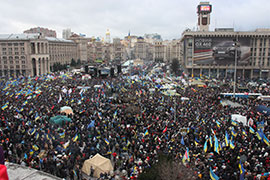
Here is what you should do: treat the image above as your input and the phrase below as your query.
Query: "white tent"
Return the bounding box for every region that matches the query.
[82,153,113,178]
[231,114,247,126]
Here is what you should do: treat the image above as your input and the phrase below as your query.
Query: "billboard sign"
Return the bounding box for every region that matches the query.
[193,37,251,65]
[198,4,212,13]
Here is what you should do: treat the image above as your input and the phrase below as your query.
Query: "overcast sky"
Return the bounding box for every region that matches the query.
[1,0,270,40]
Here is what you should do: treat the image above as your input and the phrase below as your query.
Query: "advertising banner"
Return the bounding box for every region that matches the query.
[193,37,251,65]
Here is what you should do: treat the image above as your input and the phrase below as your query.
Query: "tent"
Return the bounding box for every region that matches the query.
[49,115,72,125]
[60,106,74,115]
[231,114,247,126]
[82,153,113,178]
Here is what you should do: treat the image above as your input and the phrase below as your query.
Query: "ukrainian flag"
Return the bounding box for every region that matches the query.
[210,167,219,180]
[144,130,149,136]
[35,132,39,140]
[230,140,235,149]
[23,100,28,106]
[29,108,34,115]
[72,134,78,142]
[32,145,39,151]
[216,121,221,128]
[239,161,245,180]
[231,129,237,137]
[256,131,262,141]
[209,136,213,147]
[1,104,8,110]
[231,120,238,126]
[214,135,219,154]
[263,134,270,146]
[29,149,34,156]
[242,129,247,136]
[249,127,255,134]
[104,138,109,145]
[225,131,229,147]
[204,139,208,153]
[59,132,65,139]
[28,128,36,136]
[35,113,40,121]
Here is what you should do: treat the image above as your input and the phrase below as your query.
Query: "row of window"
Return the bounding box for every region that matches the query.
[0,61,26,64]
[1,43,25,46]
[0,65,26,69]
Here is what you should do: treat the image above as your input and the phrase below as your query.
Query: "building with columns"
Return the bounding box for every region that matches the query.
[0,33,77,77]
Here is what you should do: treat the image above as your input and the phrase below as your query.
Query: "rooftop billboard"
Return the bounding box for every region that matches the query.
[193,37,251,65]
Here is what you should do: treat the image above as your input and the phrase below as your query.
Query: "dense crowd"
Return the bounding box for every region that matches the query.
[0,71,270,180]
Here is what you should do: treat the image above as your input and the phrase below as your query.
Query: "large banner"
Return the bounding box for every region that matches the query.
[193,37,251,65]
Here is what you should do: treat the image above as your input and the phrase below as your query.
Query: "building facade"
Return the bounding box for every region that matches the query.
[47,37,77,69]
[0,33,77,77]
[24,27,57,38]
[180,29,270,79]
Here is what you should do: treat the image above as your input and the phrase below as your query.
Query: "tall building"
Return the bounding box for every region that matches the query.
[62,29,72,39]
[24,27,57,38]
[180,2,270,79]
[197,2,212,31]
[0,33,78,77]
[0,33,50,77]
[153,41,165,62]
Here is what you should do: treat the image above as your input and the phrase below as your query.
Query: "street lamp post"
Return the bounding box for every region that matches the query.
[233,37,239,98]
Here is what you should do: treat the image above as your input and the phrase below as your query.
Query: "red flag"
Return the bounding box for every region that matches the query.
[163,127,167,133]
[0,165,9,180]
[35,77,38,81]
[51,105,55,110]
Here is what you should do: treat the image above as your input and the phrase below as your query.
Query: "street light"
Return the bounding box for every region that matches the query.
[233,36,239,98]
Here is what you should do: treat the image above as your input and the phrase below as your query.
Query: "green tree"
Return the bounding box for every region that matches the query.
[171,58,180,75]
[70,58,76,67]
[77,59,81,66]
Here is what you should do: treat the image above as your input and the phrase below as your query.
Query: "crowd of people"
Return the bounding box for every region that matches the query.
[0,70,270,180]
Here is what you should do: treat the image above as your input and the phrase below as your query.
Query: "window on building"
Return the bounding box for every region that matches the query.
[21,56,25,59]
[15,52,19,55]
[20,43,24,46]
[22,61,26,64]
[16,61,19,64]
[2,48,6,51]
[16,65,20,69]
[10,60,13,64]
[8,43,12,46]
[22,65,26,69]
[14,43,18,46]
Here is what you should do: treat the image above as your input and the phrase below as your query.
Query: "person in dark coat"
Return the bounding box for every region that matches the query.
[0,146,5,165]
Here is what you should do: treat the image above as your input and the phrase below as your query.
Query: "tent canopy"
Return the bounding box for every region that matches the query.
[82,153,113,178]
[60,106,74,115]
[49,115,72,125]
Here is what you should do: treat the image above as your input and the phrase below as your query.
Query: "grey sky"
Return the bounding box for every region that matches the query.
[0,0,270,40]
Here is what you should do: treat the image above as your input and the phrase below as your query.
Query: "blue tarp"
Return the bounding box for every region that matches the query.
[256,105,270,115]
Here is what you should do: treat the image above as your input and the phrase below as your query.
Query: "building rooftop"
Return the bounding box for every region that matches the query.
[45,37,74,43]
[0,33,74,43]
[6,162,61,180]
[0,33,41,40]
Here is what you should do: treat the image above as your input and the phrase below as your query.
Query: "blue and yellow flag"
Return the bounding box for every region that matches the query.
[35,132,39,140]
[231,120,239,126]
[263,134,270,146]
[72,134,78,142]
[210,167,219,180]
[32,145,39,151]
[216,121,221,128]
[29,149,34,156]
[230,139,235,149]
[104,138,110,145]
[249,127,255,134]
[1,104,8,110]
[204,139,208,153]
[242,129,247,136]
[214,135,219,154]
[231,129,237,137]
[225,131,229,147]
[28,128,36,136]
[144,130,149,136]
[239,161,245,180]
[59,132,65,139]
[209,136,213,147]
